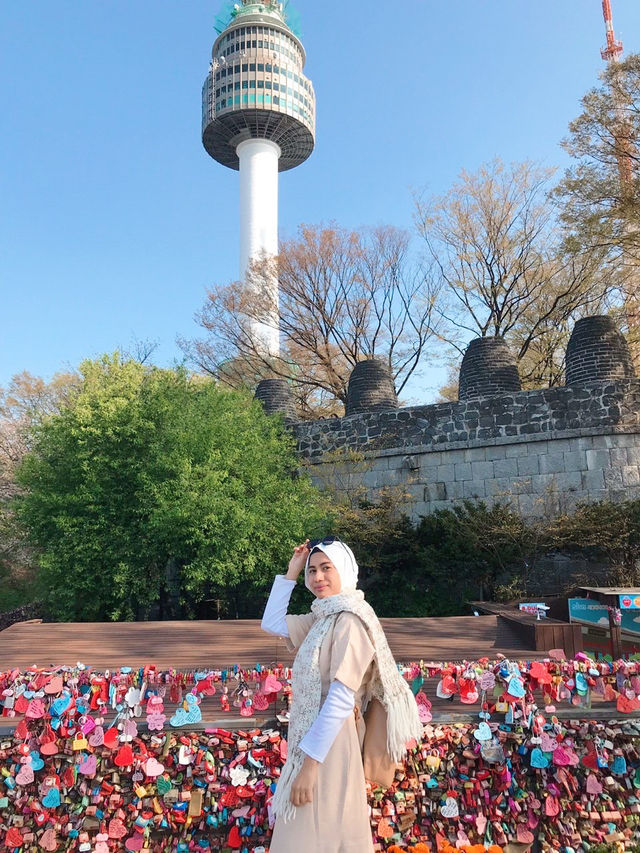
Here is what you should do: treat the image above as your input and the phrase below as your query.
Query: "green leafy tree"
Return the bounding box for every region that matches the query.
[547,499,640,586]
[16,355,327,621]
[0,370,79,612]
[556,54,640,266]
[329,492,535,616]
[414,501,534,612]
[556,54,640,359]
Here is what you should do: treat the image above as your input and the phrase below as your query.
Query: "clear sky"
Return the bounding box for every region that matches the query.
[3,1,640,402]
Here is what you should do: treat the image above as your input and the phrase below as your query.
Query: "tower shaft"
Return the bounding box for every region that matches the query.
[202,0,315,362]
[238,138,281,356]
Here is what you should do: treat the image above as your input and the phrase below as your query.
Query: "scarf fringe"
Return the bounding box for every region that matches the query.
[382,686,425,762]
[270,748,302,824]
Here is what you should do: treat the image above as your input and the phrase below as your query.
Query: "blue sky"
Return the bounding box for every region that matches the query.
[3,1,639,403]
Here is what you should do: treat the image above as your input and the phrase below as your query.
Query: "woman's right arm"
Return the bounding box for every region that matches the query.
[260,575,296,636]
[260,540,310,638]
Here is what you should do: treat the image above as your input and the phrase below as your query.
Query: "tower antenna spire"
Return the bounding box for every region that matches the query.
[601,0,623,63]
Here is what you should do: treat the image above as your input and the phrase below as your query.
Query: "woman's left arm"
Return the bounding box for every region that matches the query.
[299,679,356,762]
[290,680,355,807]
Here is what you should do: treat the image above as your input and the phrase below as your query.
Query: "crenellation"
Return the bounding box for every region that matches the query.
[252,322,640,519]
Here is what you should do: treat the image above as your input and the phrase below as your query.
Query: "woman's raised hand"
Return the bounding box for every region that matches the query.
[286,540,310,580]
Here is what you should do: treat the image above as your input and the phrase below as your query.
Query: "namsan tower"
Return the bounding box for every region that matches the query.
[202,0,316,357]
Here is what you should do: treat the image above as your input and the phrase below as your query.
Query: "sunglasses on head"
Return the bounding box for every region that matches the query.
[308,536,341,549]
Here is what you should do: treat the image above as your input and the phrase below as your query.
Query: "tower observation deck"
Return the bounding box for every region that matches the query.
[201,1,316,357]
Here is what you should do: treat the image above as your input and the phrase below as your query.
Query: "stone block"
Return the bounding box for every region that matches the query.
[486,491,516,510]
[586,449,611,470]
[410,502,430,520]
[421,451,443,467]
[581,469,606,491]
[471,461,495,480]
[548,438,573,453]
[587,488,611,503]
[575,436,594,451]
[517,454,540,476]
[531,473,561,493]
[419,466,439,485]
[558,492,583,515]
[361,468,398,488]
[616,434,640,448]
[436,464,455,482]
[622,484,640,501]
[485,445,508,461]
[539,453,566,474]
[463,479,485,498]
[518,494,541,516]
[425,482,448,502]
[609,448,629,466]
[603,468,624,488]
[487,477,518,498]
[447,480,465,500]
[560,471,583,491]
[454,462,472,481]
[591,435,615,449]
[514,476,534,494]
[622,466,640,486]
[402,483,424,502]
[485,478,507,497]
[505,444,527,458]
[493,458,519,478]
[430,500,453,513]
[464,447,487,462]
[626,447,640,466]
[562,450,587,471]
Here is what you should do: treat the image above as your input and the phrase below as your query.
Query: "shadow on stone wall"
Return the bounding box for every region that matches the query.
[0,601,46,632]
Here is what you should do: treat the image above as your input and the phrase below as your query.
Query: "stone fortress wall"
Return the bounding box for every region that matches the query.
[255,316,640,519]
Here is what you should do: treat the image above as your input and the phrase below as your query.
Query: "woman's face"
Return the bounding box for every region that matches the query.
[307,551,342,598]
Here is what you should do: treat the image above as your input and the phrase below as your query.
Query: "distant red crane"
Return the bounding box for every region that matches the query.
[601,0,624,63]
[599,0,633,191]
[599,0,638,352]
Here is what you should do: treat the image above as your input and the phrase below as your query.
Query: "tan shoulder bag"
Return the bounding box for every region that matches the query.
[361,697,400,790]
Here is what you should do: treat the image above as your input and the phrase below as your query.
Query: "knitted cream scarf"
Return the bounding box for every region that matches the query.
[271,589,423,823]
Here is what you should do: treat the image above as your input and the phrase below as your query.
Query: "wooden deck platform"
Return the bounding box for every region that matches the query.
[0,615,540,671]
[0,616,619,731]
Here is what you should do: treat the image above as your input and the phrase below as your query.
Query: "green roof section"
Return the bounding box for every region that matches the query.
[214,0,302,38]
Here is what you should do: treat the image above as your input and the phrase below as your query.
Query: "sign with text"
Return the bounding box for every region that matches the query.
[518,603,546,615]
[569,598,640,635]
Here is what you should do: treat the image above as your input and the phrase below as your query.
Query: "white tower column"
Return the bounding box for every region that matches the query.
[237,138,281,357]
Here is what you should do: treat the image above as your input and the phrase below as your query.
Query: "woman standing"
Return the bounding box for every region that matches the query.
[261,537,422,853]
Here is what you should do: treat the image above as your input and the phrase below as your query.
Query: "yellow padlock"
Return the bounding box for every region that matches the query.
[425,749,440,770]
[72,734,88,751]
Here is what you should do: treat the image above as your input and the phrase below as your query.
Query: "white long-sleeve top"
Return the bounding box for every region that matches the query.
[261,574,355,762]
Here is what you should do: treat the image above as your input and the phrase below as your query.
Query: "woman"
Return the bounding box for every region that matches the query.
[261,537,423,853]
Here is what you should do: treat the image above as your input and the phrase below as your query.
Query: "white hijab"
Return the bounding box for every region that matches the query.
[304,540,358,593]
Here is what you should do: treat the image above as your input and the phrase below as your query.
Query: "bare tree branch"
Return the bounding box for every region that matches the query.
[182,224,442,417]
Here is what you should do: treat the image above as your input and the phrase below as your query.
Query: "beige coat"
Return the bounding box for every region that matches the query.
[269,611,376,853]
